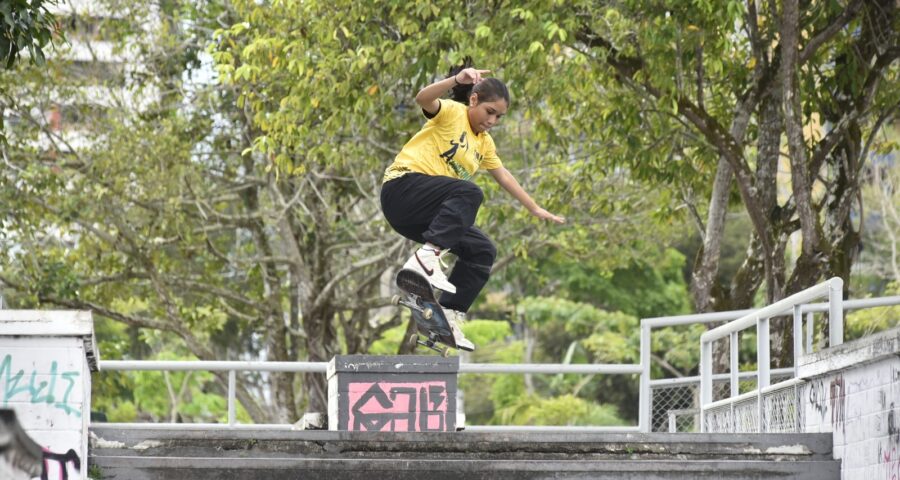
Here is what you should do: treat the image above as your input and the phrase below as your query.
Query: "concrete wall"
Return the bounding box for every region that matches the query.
[799,326,900,480]
[0,311,96,480]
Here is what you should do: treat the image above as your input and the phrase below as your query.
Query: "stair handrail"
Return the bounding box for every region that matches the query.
[698,277,844,432]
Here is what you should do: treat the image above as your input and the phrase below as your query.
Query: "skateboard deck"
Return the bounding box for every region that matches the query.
[393,268,458,356]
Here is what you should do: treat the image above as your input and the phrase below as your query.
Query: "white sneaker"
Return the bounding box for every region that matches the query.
[445,309,475,352]
[403,245,457,294]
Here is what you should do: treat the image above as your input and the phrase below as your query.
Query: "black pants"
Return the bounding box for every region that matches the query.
[381,173,496,312]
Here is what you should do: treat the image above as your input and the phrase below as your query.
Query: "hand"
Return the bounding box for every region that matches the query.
[531,207,566,224]
[455,68,491,85]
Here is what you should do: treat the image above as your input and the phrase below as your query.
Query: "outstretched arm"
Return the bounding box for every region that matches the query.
[488,167,565,224]
[415,67,491,115]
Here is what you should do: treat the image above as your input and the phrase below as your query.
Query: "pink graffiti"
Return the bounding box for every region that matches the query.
[41,447,80,480]
[346,381,448,432]
[883,446,900,480]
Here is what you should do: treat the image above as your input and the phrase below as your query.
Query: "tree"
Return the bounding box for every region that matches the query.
[857,127,900,286]
[446,1,899,365]
[0,0,63,143]
[0,0,662,422]
[573,1,898,308]
[0,0,312,422]
[209,0,670,413]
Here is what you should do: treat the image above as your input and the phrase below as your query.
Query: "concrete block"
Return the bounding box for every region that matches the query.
[327,355,459,432]
[0,311,96,480]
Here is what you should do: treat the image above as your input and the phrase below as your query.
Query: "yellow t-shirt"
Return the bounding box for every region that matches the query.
[383,99,503,183]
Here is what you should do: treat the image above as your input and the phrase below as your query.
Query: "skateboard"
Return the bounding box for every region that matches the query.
[392,268,458,357]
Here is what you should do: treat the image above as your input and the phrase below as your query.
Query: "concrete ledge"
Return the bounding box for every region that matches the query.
[89,426,836,459]
[327,355,460,376]
[92,456,841,480]
[798,326,900,378]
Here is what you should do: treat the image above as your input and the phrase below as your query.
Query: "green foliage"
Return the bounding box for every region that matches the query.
[650,324,705,377]
[2,0,896,429]
[495,394,626,427]
[367,323,408,356]
[518,296,639,363]
[845,282,900,341]
[0,0,62,68]
[483,341,527,412]
[458,323,521,424]
[577,249,692,319]
[461,319,513,346]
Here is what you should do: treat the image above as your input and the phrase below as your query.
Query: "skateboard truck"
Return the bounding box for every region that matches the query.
[408,332,451,357]
[391,295,433,320]
[392,295,449,356]
[392,268,459,356]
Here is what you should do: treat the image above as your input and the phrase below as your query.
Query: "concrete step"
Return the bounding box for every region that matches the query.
[92,456,841,480]
[89,426,841,479]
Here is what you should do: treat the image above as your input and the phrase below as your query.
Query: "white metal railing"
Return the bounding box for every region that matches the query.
[640,284,900,433]
[98,360,643,432]
[699,277,843,432]
[94,278,899,434]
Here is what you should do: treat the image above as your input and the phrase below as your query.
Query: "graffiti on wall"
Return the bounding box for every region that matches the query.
[808,379,828,420]
[40,448,81,480]
[0,354,81,417]
[830,374,845,435]
[890,402,900,443]
[0,409,81,480]
[346,381,449,432]
[881,444,900,480]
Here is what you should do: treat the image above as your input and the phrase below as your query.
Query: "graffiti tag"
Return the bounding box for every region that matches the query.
[0,354,81,417]
[830,374,845,435]
[808,380,827,420]
[347,381,449,432]
[41,448,81,480]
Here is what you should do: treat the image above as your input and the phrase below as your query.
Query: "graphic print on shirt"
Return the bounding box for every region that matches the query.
[439,131,471,180]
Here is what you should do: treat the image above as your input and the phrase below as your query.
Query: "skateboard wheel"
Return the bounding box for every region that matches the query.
[423,308,433,320]
[391,295,401,305]
[408,334,418,347]
[441,347,451,358]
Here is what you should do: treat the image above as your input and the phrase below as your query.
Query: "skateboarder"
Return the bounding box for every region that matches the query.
[380,60,565,351]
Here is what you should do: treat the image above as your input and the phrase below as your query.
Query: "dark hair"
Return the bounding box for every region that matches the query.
[447,57,510,106]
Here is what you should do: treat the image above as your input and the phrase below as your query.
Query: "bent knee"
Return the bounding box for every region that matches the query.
[471,241,496,267]
[484,241,497,264]
[458,181,485,207]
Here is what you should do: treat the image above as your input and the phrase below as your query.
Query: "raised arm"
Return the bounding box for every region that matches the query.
[415,68,491,115]
[488,167,565,224]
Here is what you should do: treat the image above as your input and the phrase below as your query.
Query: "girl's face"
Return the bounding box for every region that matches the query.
[467,94,508,134]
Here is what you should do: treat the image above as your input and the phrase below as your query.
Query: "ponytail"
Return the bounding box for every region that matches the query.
[445,57,510,107]
[447,57,474,104]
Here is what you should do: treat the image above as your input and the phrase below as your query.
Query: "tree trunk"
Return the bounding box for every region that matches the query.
[691,159,732,313]
[303,306,339,414]
[690,79,757,313]
[781,0,820,266]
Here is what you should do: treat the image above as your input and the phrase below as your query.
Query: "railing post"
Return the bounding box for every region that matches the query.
[228,369,236,426]
[806,311,814,354]
[757,316,769,433]
[700,338,712,433]
[729,332,739,398]
[829,277,844,347]
[793,305,803,376]
[639,323,651,433]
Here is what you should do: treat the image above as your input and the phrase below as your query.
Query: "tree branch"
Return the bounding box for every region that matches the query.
[799,0,866,65]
